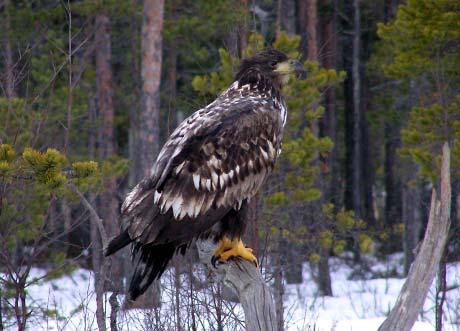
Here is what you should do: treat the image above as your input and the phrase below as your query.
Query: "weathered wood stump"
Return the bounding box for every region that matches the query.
[379,143,451,331]
[197,240,276,331]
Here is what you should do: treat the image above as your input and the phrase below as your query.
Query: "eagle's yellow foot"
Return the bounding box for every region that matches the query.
[211,237,258,267]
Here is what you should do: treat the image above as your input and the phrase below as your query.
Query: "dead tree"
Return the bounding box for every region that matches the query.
[378,142,451,331]
[196,240,277,331]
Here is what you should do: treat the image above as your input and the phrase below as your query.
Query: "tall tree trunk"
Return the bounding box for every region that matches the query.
[88,95,106,331]
[282,0,296,35]
[382,0,402,251]
[384,122,402,240]
[361,72,376,227]
[306,0,318,61]
[301,0,334,296]
[275,0,282,39]
[276,0,296,37]
[2,0,15,100]
[139,0,164,178]
[351,0,361,218]
[296,0,318,60]
[167,2,178,136]
[95,12,122,291]
[298,0,307,56]
[320,0,339,205]
[128,0,141,186]
[342,0,362,218]
[385,0,403,250]
[128,0,165,308]
[239,0,248,53]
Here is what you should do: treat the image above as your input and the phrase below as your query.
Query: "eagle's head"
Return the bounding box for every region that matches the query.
[235,49,304,91]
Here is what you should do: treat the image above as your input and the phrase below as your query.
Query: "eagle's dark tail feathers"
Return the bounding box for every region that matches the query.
[104,229,132,257]
[104,225,188,301]
[129,243,185,300]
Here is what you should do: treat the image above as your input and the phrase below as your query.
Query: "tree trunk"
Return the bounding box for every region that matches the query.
[318,248,333,296]
[282,0,296,35]
[139,0,164,178]
[351,0,361,219]
[88,96,106,331]
[379,143,451,331]
[126,0,165,309]
[166,4,178,136]
[128,0,141,186]
[342,0,362,220]
[295,0,318,60]
[306,0,318,61]
[383,0,402,251]
[239,0,248,53]
[275,0,282,39]
[361,73,376,227]
[276,0,296,37]
[298,0,308,56]
[95,12,123,291]
[384,0,399,21]
[2,0,15,100]
[320,0,339,206]
[304,0,333,296]
[196,240,277,331]
[384,123,402,228]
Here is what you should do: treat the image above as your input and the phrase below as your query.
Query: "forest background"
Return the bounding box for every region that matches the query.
[0,0,459,330]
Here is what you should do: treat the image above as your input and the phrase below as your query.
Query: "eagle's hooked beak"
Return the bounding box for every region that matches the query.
[275,59,307,80]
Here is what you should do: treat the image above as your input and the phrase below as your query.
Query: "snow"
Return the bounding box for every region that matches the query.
[3,254,460,330]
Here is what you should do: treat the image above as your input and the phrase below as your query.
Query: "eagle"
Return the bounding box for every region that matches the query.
[105,49,304,300]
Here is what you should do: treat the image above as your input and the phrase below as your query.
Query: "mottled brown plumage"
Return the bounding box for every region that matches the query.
[105,49,303,300]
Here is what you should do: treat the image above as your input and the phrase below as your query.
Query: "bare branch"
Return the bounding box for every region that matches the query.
[68,183,108,248]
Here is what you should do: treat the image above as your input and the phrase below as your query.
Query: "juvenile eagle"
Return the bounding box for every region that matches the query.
[105,49,303,300]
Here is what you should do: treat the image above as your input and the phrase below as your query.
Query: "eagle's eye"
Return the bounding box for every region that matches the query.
[270,61,277,68]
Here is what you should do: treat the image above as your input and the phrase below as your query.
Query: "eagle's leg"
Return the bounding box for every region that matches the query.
[212,237,258,267]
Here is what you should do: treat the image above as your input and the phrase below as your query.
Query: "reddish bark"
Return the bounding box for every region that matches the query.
[95,12,122,290]
[139,0,164,179]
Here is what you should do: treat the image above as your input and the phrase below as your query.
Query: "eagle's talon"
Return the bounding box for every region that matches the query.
[212,237,258,267]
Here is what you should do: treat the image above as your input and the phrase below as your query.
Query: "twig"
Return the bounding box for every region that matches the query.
[68,183,108,248]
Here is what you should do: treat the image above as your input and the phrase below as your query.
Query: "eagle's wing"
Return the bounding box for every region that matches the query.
[121,96,283,243]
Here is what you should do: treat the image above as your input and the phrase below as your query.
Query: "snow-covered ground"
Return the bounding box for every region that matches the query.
[3,254,460,330]
[283,254,460,330]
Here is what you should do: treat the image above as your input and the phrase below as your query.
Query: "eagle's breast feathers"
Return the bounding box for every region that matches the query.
[121,80,286,242]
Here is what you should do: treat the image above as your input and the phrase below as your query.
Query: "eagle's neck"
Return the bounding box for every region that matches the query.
[235,68,282,100]
[218,75,286,126]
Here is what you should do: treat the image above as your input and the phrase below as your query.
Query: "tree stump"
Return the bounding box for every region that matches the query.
[196,240,277,331]
[379,143,451,331]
